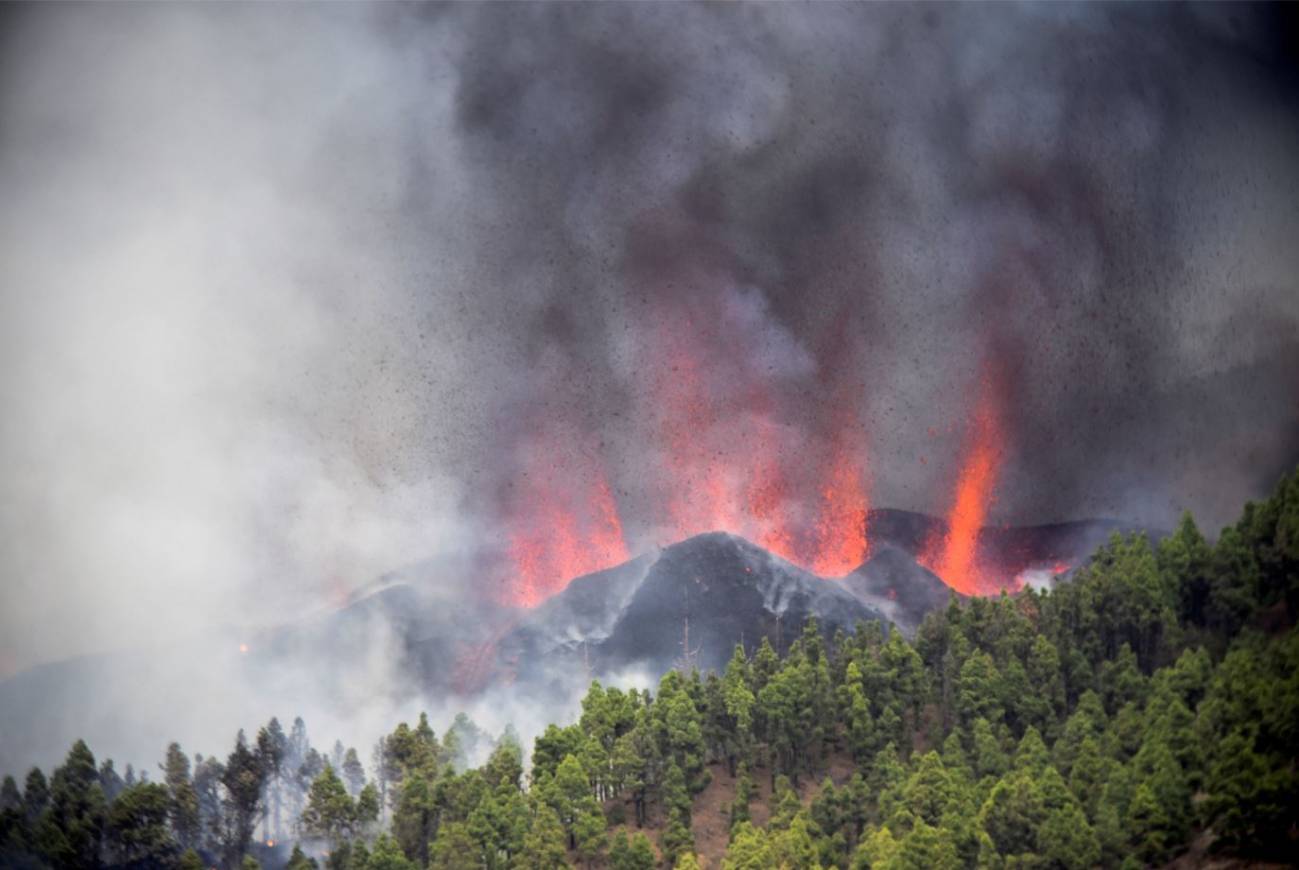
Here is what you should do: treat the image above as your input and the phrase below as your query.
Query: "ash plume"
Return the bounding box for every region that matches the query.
[442,1,1299,541]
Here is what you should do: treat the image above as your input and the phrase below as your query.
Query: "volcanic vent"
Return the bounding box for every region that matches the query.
[486,294,1096,613]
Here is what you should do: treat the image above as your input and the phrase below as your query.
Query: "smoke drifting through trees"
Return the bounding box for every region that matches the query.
[4,468,1299,867]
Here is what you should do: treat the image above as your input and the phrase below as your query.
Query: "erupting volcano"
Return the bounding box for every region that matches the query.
[501,291,881,605]
[499,329,1082,606]
[497,291,1062,605]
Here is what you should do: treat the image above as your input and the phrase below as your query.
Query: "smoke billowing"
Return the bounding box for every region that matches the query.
[1,2,1298,768]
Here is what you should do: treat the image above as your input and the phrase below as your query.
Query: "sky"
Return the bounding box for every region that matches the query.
[1,2,1298,678]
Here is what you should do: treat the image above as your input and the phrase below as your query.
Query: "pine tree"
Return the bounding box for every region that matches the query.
[1037,801,1100,870]
[341,748,366,797]
[664,690,709,793]
[301,764,356,846]
[900,752,958,826]
[722,645,756,775]
[1025,634,1066,738]
[627,831,657,869]
[1066,736,1107,821]
[532,725,585,784]
[105,782,176,866]
[896,818,960,870]
[772,812,821,868]
[1207,528,1258,636]
[178,848,205,870]
[162,742,200,850]
[969,717,1006,780]
[391,760,438,865]
[978,770,1045,860]
[1158,511,1213,626]
[431,821,482,870]
[723,822,772,869]
[255,719,287,841]
[1052,690,1105,778]
[518,802,569,869]
[98,759,124,802]
[957,650,1005,729]
[1127,745,1191,863]
[609,829,656,870]
[541,754,604,857]
[729,764,753,833]
[843,661,876,762]
[0,775,23,850]
[660,761,694,865]
[221,730,266,865]
[23,768,49,822]
[852,826,899,870]
[366,833,414,870]
[191,752,226,856]
[484,733,525,793]
[38,739,106,870]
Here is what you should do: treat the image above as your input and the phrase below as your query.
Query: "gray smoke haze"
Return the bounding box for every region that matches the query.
[1,2,1298,770]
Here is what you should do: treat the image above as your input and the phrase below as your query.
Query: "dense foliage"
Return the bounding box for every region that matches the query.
[2,468,1297,869]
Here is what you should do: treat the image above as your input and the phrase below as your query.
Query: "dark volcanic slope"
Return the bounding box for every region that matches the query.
[595,532,887,673]
[499,532,890,686]
[525,551,657,645]
[456,513,1155,693]
[842,544,957,635]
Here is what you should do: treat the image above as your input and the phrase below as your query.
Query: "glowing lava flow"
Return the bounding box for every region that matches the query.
[921,372,1005,595]
[505,439,629,607]
[806,437,870,576]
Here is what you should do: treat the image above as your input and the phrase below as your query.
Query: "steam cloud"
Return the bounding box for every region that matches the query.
[1,2,1297,770]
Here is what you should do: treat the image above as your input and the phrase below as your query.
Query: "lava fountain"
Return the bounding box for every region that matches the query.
[504,424,629,607]
[640,295,870,576]
[500,289,876,607]
[920,362,1007,595]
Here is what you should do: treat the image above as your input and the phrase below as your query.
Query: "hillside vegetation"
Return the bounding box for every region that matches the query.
[3,468,1298,869]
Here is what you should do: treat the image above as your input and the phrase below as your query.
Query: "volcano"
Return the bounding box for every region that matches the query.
[482,532,890,689]
[443,510,1147,691]
[487,510,1149,666]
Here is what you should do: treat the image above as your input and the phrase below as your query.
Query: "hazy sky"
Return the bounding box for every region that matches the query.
[2,2,1298,675]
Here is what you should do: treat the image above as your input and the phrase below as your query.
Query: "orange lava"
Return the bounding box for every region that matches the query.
[806,434,870,576]
[642,300,870,575]
[501,294,876,605]
[505,428,629,607]
[921,367,1005,595]
[652,318,746,542]
[747,418,801,561]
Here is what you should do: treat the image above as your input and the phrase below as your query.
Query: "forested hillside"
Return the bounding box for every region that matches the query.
[3,469,1298,869]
